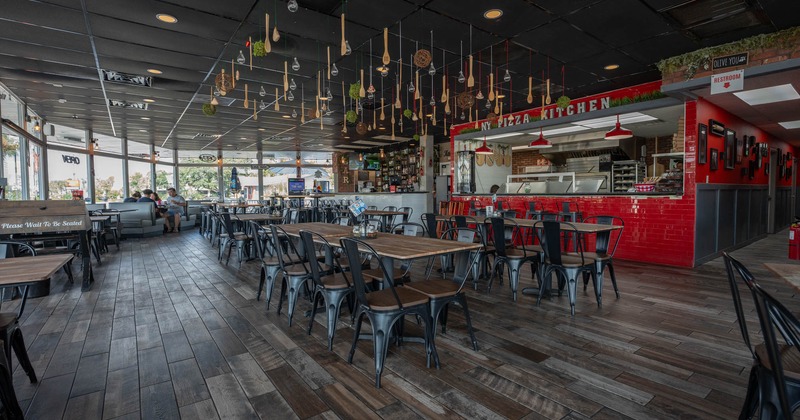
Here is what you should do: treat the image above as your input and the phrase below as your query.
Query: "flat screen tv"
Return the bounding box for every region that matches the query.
[365,159,381,171]
[287,178,305,195]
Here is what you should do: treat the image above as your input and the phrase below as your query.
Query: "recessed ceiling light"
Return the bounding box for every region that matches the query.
[156,13,177,24]
[282,115,291,118]
[140,117,150,120]
[143,98,155,103]
[240,137,247,140]
[733,84,800,106]
[604,64,619,70]
[779,120,800,129]
[483,9,503,19]
[139,129,148,132]
[496,94,506,99]
[52,83,63,88]
[258,128,266,131]
[378,126,386,130]
[147,69,162,75]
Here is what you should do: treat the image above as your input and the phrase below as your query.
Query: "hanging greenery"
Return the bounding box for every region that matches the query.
[252,40,266,57]
[345,110,357,124]
[202,103,217,116]
[556,95,571,110]
[348,82,361,100]
[403,109,413,119]
[657,26,800,77]
[412,134,420,142]
[608,90,665,108]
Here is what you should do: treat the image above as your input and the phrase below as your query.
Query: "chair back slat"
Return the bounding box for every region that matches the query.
[340,238,403,309]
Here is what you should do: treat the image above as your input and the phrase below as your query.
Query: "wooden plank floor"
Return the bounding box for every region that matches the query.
[8,228,800,419]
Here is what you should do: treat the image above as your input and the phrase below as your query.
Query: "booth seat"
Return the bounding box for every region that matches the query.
[86,203,106,212]
[108,202,165,237]
[178,204,198,232]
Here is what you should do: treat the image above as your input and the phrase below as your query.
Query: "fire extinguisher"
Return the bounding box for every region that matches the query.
[790,223,800,260]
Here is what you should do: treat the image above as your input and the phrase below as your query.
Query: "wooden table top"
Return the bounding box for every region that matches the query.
[364,210,407,216]
[234,213,284,222]
[435,215,621,232]
[0,254,73,286]
[277,223,353,240]
[90,215,111,222]
[764,263,800,293]
[217,202,263,208]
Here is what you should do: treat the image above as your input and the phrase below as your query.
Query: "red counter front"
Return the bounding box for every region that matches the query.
[451,194,696,267]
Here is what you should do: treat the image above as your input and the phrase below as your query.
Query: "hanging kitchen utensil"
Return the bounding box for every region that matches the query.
[444,89,450,114]
[546,78,551,104]
[467,55,475,87]
[274,88,280,111]
[248,36,253,71]
[244,84,249,108]
[284,61,289,94]
[391,104,396,139]
[272,25,280,42]
[340,13,346,56]
[215,69,233,96]
[382,27,390,65]
[264,14,272,54]
[359,69,365,97]
[327,46,331,80]
[414,71,420,100]
[380,98,385,120]
[527,76,533,104]
[488,72,495,101]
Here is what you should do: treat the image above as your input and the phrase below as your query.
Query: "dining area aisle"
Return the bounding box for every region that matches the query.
[8,228,799,419]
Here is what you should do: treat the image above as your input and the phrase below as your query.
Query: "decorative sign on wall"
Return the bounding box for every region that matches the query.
[712,53,748,70]
[62,155,81,164]
[198,154,217,163]
[710,70,744,95]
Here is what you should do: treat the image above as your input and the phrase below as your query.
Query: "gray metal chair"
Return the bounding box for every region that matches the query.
[269,224,310,326]
[534,221,596,316]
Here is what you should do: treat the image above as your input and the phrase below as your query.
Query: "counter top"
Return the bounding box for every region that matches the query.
[332,191,430,195]
[454,192,681,197]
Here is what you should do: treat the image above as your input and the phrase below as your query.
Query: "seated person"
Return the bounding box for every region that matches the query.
[137,189,155,206]
[164,187,186,233]
[123,191,141,202]
[151,192,168,219]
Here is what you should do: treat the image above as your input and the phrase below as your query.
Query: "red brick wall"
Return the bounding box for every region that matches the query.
[333,152,355,193]
[511,151,551,175]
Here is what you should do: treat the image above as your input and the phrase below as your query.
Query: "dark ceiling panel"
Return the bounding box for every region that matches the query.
[532,0,604,16]
[513,19,607,63]
[762,0,800,29]
[88,15,228,57]
[621,32,700,65]
[564,0,676,48]
[0,20,91,52]
[426,0,551,38]
[1,0,87,34]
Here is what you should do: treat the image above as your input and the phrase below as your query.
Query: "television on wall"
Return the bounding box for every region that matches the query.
[287,178,305,194]
[364,159,381,171]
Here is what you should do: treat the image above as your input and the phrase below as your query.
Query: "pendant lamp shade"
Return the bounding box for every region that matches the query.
[529,129,552,148]
[475,137,493,154]
[605,115,633,140]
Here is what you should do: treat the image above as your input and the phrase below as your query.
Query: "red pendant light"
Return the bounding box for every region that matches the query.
[475,137,493,154]
[529,128,552,148]
[605,115,633,140]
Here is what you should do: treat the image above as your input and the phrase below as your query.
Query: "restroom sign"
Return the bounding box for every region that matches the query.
[710,70,744,95]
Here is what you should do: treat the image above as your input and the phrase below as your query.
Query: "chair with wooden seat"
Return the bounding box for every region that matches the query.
[340,237,437,388]
[405,227,481,351]
[487,217,538,301]
[269,224,310,326]
[216,213,252,266]
[300,230,353,350]
[723,252,800,419]
[0,242,41,386]
[534,221,596,316]
[580,215,624,301]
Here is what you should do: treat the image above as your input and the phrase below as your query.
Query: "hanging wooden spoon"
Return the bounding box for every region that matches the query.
[359,69,365,97]
[301,100,305,124]
[444,89,450,114]
[545,78,551,104]
[414,71,420,100]
[391,104,396,140]
[527,76,533,104]
[494,97,499,115]
[467,55,475,88]
[488,72,495,101]
[272,25,280,42]
[244,84,249,109]
[275,88,280,111]
[440,75,447,103]
[382,27,390,65]
[253,99,257,120]
[315,95,320,118]
[380,98,385,120]
[340,13,346,56]
[327,46,331,80]
[264,14,272,54]
[395,83,401,108]
[284,61,289,94]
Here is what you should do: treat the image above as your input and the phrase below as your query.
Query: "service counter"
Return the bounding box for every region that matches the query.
[330,191,432,223]
[452,192,695,267]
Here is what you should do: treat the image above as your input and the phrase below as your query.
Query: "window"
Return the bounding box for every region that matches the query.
[93,133,122,155]
[28,141,43,199]
[179,166,218,200]
[155,163,174,195]
[47,148,87,200]
[128,160,152,195]
[49,124,86,150]
[94,155,125,202]
[2,127,23,200]
[223,166,256,200]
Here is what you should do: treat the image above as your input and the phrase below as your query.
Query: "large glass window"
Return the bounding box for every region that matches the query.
[2,128,23,200]
[179,166,219,200]
[94,155,124,203]
[47,149,87,200]
[155,146,174,164]
[49,124,86,150]
[178,150,218,165]
[128,160,152,195]
[155,163,174,196]
[223,165,256,200]
[28,141,43,199]
[94,133,122,155]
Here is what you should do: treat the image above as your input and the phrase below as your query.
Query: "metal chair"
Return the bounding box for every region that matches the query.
[300,230,353,350]
[723,252,800,419]
[398,206,413,223]
[216,213,252,266]
[487,218,539,302]
[533,221,596,316]
[269,225,310,326]
[580,215,624,302]
[340,237,438,388]
[405,227,482,351]
[250,221,293,309]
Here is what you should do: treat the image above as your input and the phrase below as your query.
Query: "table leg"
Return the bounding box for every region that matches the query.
[80,230,95,291]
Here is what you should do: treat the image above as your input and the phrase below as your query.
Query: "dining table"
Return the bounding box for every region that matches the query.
[362,210,407,231]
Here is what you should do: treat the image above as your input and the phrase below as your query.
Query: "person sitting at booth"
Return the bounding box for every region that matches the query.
[123,191,141,202]
[164,187,186,233]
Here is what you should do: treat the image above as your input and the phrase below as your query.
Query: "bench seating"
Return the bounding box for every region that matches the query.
[108,202,165,237]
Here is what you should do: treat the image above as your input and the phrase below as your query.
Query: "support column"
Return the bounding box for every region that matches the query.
[18,103,29,199]
[86,129,95,203]
[38,119,48,199]
[121,137,129,198]
[257,151,264,200]
[149,143,156,190]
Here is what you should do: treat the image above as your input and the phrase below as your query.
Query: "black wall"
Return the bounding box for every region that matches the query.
[694,185,793,265]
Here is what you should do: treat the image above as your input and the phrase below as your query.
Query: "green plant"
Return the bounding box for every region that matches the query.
[458,128,480,134]
[252,40,266,57]
[608,90,665,108]
[657,26,800,77]
[403,109,413,119]
[348,82,361,100]
[412,134,420,142]
[202,103,216,116]
[556,95,571,110]
[345,110,357,124]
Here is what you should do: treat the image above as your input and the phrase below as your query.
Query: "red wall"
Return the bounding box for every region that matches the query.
[694,98,796,186]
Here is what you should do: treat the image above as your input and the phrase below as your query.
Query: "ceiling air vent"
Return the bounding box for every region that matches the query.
[108,99,148,110]
[101,70,152,87]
